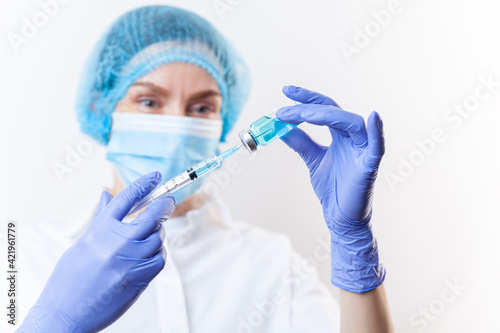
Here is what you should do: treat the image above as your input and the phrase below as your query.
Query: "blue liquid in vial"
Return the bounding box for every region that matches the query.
[250,116,297,146]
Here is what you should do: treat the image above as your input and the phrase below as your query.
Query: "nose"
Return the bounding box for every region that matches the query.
[162,98,186,117]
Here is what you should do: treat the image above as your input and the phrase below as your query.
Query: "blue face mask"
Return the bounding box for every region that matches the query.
[106,112,222,204]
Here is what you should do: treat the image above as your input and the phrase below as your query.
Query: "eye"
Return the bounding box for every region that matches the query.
[139,99,159,108]
[190,104,214,114]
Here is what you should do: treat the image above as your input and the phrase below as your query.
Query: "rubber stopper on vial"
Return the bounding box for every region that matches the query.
[238,130,258,153]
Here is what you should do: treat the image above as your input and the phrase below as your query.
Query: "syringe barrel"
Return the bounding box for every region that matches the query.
[192,155,221,178]
[128,195,154,216]
[126,155,225,217]
[127,169,194,216]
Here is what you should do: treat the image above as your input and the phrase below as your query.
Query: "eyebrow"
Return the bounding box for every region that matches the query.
[130,82,169,95]
[130,82,221,100]
[190,90,222,100]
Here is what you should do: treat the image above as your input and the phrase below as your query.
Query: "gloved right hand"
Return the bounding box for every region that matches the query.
[17,171,176,333]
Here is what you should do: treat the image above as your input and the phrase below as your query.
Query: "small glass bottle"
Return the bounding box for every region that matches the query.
[239,110,297,153]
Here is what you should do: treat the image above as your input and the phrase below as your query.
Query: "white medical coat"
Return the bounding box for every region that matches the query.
[8,196,339,332]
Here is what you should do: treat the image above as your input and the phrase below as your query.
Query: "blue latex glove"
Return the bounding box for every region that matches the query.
[276,86,386,293]
[17,171,176,332]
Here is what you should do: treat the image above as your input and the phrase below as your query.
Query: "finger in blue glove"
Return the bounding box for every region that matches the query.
[277,86,385,293]
[18,171,176,332]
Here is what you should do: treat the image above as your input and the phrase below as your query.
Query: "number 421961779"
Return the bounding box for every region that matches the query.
[7,222,16,270]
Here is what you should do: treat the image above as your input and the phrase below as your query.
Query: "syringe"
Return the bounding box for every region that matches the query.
[128,145,242,216]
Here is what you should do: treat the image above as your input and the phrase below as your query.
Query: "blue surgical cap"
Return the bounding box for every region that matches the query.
[75,5,251,144]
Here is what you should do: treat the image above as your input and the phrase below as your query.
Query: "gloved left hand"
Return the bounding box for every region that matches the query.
[276,86,386,293]
[17,171,176,332]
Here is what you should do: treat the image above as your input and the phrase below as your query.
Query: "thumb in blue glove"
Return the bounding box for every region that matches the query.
[276,85,385,293]
[17,171,176,332]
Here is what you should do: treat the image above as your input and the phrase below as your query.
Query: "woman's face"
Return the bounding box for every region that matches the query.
[114,62,222,119]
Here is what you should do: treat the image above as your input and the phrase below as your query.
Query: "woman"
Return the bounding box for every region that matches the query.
[17,5,393,332]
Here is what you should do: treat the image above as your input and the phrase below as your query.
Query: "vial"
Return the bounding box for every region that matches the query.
[238,110,297,153]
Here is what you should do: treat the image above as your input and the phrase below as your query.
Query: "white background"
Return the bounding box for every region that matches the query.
[1,0,499,332]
